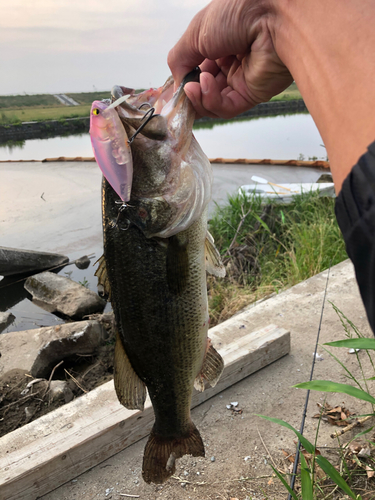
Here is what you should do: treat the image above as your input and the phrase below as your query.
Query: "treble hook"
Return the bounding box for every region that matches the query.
[110,202,131,230]
[128,107,156,144]
[138,102,152,110]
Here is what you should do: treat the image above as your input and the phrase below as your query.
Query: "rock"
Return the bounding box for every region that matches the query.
[24,271,106,320]
[74,255,91,270]
[0,320,106,377]
[0,311,15,333]
[49,380,74,403]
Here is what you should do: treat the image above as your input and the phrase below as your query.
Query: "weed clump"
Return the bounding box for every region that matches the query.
[208,189,347,325]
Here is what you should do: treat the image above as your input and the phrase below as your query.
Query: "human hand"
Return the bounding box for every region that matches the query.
[168,0,293,119]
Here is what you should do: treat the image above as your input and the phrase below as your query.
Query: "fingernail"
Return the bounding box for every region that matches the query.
[201,75,209,94]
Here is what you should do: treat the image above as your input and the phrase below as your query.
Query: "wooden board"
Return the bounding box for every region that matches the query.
[0,324,290,500]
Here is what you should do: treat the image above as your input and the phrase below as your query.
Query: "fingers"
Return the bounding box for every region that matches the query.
[168,0,251,87]
[167,10,207,87]
[168,0,292,119]
[184,71,255,119]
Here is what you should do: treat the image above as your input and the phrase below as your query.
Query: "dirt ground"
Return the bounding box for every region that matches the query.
[0,340,115,438]
[19,260,372,500]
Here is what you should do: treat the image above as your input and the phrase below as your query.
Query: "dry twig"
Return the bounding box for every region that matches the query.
[330,415,372,439]
[119,495,140,498]
[42,360,64,398]
[82,361,101,380]
[64,369,88,393]
[0,390,42,410]
[257,427,279,470]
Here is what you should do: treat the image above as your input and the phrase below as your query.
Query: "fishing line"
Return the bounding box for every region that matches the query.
[287,264,331,499]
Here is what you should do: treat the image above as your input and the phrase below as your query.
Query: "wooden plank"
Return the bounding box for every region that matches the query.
[0,324,289,500]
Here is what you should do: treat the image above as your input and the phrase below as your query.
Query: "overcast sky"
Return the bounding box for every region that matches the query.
[0,0,211,95]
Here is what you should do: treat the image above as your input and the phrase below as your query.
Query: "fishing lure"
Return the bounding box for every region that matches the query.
[90,98,133,202]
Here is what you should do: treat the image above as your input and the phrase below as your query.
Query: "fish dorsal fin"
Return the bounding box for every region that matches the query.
[114,330,147,411]
[205,231,226,278]
[94,255,111,301]
[194,338,224,392]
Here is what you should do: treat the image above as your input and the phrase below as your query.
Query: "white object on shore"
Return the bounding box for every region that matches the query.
[240,181,335,204]
[251,175,292,191]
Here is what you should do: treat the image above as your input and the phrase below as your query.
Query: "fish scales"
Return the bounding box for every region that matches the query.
[103,176,208,430]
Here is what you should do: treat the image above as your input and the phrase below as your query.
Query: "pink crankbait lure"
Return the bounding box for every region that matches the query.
[90,99,133,202]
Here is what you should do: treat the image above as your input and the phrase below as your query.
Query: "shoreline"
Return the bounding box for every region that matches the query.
[0,99,307,143]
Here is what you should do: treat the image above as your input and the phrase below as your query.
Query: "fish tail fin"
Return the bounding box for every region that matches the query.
[142,423,204,484]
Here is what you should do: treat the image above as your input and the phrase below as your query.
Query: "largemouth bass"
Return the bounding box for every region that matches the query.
[91,68,225,484]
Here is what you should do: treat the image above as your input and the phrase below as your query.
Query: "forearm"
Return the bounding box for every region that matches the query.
[270,0,375,193]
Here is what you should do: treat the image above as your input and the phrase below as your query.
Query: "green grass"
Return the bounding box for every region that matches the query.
[0,105,91,125]
[0,94,64,109]
[66,91,110,105]
[271,82,302,101]
[0,83,300,125]
[208,190,347,324]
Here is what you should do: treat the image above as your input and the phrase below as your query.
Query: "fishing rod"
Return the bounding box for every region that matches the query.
[287,265,331,499]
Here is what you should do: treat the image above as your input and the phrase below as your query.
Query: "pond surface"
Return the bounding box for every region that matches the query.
[1,111,327,333]
[0,113,325,162]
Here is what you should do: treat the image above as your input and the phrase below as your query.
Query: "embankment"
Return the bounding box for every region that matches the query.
[0,99,307,143]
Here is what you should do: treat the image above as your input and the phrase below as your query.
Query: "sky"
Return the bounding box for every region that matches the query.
[0,0,211,95]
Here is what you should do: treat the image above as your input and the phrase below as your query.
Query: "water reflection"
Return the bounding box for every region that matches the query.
[0,249,111,333]
[0,111,326,332]
[0,113,325,162]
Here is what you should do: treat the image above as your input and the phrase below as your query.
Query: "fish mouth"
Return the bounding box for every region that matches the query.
[110,67,200,126]
[170,66,201,107]
[100,68,211,238]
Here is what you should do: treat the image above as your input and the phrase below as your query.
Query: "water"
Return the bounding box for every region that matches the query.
[0,113,325,162]
[1,112,326,333]
[0,251,112,334]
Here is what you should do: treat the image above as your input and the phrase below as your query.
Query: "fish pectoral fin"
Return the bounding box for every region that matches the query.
[94,255,111,301]
[142,422,204,484]
[194,339,224,392]
[205,231,226,278]
[166,234,189,294]
[114,331,146,411]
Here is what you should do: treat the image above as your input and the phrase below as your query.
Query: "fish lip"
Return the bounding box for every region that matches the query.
[171,67,201,105]
[181,67,201,87]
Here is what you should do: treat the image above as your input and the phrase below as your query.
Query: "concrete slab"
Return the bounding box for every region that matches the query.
[38,259,375,500]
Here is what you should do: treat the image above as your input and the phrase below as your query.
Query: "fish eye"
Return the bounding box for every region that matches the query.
[93,108,100,115]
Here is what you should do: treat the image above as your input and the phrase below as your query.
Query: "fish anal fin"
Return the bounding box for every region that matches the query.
[142,423,204,484]
[114,331,146,411]
[205,231,226,278]
[94,255,112,301]
[194,338,224,392]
